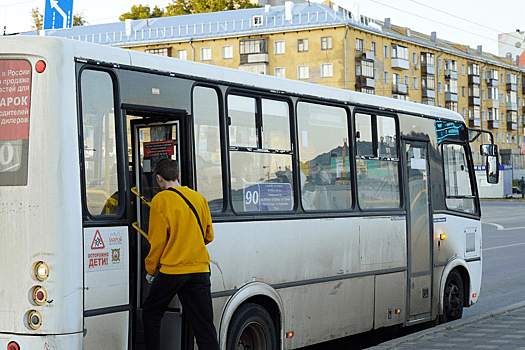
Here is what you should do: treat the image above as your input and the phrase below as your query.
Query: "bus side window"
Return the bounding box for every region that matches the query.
[297,102,352,211]
[355,113,400,210]
[193,86,223,212]
[80,69,121,217]
[228,95,294,213]
[443,143,476,213]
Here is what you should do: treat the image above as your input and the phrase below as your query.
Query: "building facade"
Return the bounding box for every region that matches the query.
[32,1,525,196]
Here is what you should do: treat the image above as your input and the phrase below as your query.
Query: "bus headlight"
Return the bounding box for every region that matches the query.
[27,310,42,330]
[32,261,49,282]
[31,286,48,306]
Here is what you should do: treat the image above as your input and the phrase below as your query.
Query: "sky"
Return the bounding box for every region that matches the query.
[2,0,524,57]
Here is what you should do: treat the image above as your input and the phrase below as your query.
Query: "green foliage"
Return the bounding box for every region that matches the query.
[120,4,165,20]
[30,8,43,30]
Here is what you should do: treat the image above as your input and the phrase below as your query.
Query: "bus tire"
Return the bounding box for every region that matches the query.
[226,303,278,350]
[441,270,464,323]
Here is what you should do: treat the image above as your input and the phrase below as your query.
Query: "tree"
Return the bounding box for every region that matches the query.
[30,8,43,30]
[30,8,87,30]
[164,0,258,16]
[119,4,165,21]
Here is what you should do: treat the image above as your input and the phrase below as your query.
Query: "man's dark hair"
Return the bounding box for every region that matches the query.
[153,158,179,182]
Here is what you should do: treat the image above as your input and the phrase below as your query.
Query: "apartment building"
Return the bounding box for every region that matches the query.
[31,1,525,195]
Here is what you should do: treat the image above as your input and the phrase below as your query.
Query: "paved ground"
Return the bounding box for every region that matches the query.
[369,301,525,350]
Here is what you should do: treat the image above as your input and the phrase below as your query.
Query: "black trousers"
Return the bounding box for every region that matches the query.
[142,272,219,350]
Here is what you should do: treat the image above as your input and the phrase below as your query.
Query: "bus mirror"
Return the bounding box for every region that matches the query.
[481,144,499,184]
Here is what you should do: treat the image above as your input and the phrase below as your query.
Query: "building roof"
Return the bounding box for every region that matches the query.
[25,2,378,46]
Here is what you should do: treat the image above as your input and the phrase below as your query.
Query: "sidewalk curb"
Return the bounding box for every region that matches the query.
[370,300,525,350]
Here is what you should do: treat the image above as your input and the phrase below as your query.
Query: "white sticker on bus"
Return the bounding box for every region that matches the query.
[84,227,126,272]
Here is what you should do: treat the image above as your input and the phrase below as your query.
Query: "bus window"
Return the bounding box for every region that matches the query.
[80,69,120,216]
[297,102,352,211]
[355,113,400,210]
[0,60,31,186]
[193,86,223,212]
[443,143,476,213]
[228,95,293,213]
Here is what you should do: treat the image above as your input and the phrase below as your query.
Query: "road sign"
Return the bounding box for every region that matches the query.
[43,0,74,30]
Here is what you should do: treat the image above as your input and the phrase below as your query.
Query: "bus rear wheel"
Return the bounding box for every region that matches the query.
[226,303,277,350]
[441,270,464,323]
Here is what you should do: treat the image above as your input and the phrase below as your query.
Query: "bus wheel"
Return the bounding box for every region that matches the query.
[441,270,464,323]
[226,303,277,350]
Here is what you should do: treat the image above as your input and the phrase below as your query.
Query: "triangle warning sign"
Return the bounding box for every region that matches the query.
[91,230,105,250]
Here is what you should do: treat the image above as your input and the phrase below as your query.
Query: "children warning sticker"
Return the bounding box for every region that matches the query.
[84,227,127,273]
[90,230,105,249]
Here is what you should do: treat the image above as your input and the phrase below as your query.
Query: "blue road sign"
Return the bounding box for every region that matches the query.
[44,0,74,30]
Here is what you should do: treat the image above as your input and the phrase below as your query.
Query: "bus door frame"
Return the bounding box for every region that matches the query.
[402,137,435,325]
[123,105,194,350]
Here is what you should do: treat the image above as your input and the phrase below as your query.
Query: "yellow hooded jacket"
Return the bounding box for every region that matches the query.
[145,187,214,275]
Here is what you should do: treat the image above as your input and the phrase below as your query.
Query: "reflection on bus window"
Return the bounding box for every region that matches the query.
[193,87,223,212]
[297,102,352,211]
[443,144,475,213]
[228,94,293,213]
[81,70,120,216]
[355,113,400,209]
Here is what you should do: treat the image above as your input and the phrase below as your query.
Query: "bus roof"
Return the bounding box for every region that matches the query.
[4,35,464,123]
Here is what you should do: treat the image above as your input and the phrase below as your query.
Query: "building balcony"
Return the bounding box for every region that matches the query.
[421,64,435,75]
[486,78,498,87]
[356,51,375,61]
[506,102,518,111]
[469,96,480,106]
[488,120,499,129]
[392,83,408,94]
[240,53,269,64]
[444,69,458,80]
[485,99,499,109]
[508,122,517,131]
[391,58,409,70]
[422,88,435,98]
[356,76,375,89]
[469,118,481,127]
[445,92,458,102]
[507,82,517,91]
[468,75,480,85]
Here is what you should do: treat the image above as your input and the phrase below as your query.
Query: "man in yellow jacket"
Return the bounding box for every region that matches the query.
[142,158,219,350]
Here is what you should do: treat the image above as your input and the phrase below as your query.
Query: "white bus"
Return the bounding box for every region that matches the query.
[0,36,499,350]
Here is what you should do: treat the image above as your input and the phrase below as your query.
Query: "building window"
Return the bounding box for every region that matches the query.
[372,42,376,55]
[274,40,285,55]
[438,81,442,94]
[413,52,418,64]
[177,50,187,60]
[321,63,333,78]
[356,60,373,78]
[356,38,364,52]
[252,15,263,26]
[298,65,309,79]
[298,39,308,52]
[462,86,466,97]
[240,39,268,54]
[391,44,408,60]
[274,67,285,78]
[223,45,233,59]
[384,71,389,84]
[383,45,389,58]
[321,37,332,50]
[201,47,212,61]
[145,47,172,56]
[462,64,466,76]
[413,77,418,89]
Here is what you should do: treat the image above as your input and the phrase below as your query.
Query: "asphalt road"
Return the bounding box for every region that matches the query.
[302,199,525,350]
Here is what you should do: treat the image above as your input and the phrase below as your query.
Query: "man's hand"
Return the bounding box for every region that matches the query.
[146,273,155,284]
